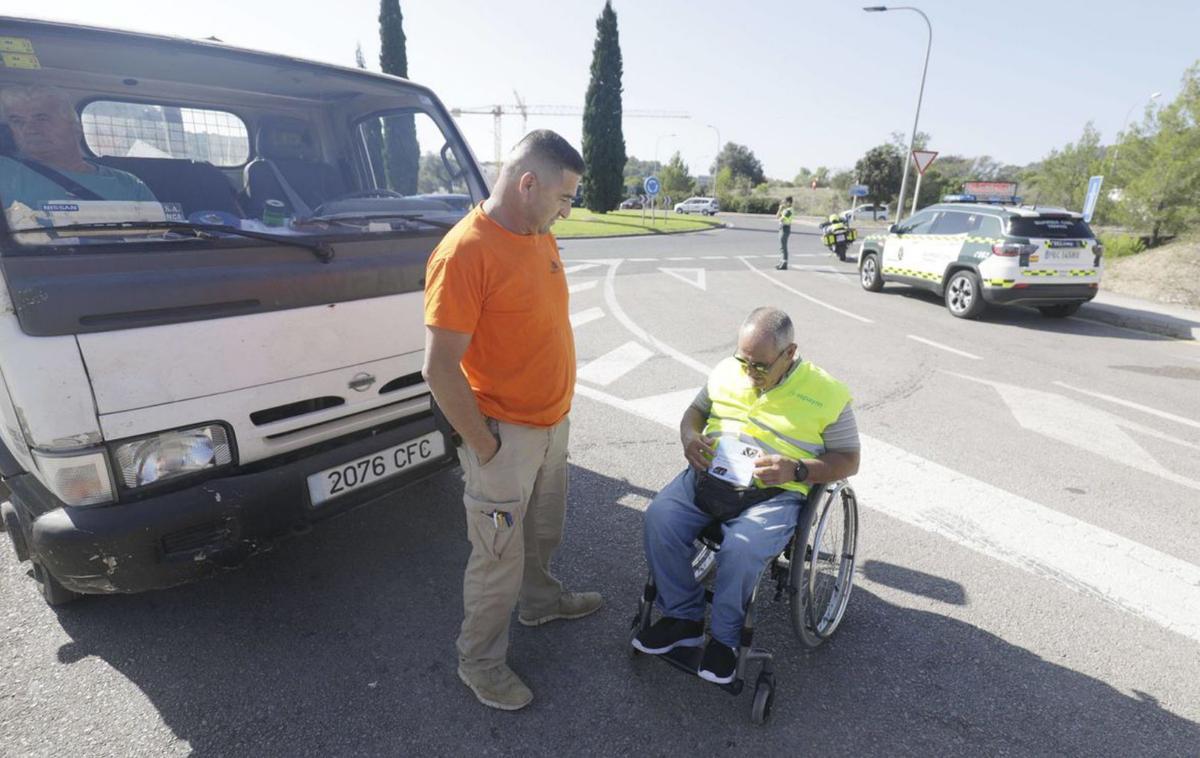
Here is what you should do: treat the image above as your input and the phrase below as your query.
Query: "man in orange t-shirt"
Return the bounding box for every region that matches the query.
[423,130,601,711]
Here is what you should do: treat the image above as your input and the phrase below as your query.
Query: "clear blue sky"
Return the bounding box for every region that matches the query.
[5,0,1198,179]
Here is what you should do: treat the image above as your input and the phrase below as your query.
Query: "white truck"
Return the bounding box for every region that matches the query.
[0,17,485,604]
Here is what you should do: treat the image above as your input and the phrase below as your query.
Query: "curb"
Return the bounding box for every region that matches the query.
[1076,292,1200,340]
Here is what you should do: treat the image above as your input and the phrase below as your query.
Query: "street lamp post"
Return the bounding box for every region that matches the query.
[1110,91,1161,177]
[706,123,721,195]
[864,5,932,221]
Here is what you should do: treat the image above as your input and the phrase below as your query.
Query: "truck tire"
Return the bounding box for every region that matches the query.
[32,560,81,607]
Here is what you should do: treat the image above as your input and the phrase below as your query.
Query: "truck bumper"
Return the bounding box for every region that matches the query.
[8,412,456,595]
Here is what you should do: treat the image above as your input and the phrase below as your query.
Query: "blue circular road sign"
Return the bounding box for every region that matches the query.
[644,176,660,196]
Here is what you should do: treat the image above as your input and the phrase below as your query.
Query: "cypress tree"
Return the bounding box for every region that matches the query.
[582,1,626,212]
[379,0,419,194]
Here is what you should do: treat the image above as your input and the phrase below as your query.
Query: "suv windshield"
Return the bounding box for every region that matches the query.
[1,34,479,251]
[1007,216,1093,239]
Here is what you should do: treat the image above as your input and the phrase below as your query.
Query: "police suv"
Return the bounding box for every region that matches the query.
[857,202,1102,319]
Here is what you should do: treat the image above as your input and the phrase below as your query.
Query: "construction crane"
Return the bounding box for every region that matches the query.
[451,93,689,164]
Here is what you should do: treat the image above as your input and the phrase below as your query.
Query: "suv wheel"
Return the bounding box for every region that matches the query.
[1037,303,1081,318]
[945,270,986,319]
[860,253,884,292]
[32,560,80,606]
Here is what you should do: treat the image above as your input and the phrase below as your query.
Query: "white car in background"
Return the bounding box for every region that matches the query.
[840,204,889,223]
[674,197,720,215]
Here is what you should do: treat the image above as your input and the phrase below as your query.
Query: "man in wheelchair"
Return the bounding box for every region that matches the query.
[632,307,861,685]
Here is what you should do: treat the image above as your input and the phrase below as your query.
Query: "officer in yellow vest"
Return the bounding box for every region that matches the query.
[775,196,794,270]
[632,307,861,684]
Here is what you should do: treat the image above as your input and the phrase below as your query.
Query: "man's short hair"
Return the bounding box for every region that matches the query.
[741,307,794,352]
[505,129,585,180]
[0,84,81,129]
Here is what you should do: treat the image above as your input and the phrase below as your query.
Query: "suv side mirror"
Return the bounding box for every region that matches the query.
[888,224,900,234]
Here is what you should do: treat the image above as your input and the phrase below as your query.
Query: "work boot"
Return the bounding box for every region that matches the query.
[518,591,604,627]
[457,663,534,711]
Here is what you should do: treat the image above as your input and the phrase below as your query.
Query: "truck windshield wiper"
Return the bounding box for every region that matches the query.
[303,212,458,231]
[8,220,336,263]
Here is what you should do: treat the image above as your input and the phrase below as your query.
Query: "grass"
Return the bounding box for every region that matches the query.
[553,209,724,238]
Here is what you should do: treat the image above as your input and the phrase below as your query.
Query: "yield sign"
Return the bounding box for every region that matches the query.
[912,149,939,175]
[657,267,707,291]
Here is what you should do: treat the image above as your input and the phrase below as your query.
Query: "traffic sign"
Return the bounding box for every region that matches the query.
[912,150,939,175]
[1082,175,1104,223]
[849,184,869,198]
[644,176,660,196]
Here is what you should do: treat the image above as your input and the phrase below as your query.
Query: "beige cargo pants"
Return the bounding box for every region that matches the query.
[455,416,569,673]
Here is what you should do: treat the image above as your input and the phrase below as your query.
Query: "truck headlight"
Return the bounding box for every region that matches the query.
[32,450,115,507]
[112,424,233,489]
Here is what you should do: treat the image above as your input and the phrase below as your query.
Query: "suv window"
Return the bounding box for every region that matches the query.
[82,100,250,166]
[898,211,937,234]
[1007,216,1093,239]
[931,211,975,235]
[978,215,1003,237]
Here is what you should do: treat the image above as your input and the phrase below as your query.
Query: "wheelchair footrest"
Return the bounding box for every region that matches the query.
[656,645,746,696]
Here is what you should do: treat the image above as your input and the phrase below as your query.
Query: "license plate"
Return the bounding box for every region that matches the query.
[1044,248,1081,261]
[307,431,445,506]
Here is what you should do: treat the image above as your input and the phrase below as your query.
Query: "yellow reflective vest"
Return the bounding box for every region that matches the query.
[703,357,851,495]
[779,206,794,226]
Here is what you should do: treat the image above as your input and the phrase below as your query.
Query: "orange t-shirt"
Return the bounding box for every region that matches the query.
[424,206,575,428]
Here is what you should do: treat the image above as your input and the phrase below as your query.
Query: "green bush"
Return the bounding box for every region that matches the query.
[1099,234,1146,259]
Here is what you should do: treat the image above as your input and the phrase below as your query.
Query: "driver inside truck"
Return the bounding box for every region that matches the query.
[0,84,157,212]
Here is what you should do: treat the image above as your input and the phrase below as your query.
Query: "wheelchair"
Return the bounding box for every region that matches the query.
[629,480,860,725]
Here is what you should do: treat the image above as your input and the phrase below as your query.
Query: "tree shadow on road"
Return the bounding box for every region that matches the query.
[44,463,1199,757]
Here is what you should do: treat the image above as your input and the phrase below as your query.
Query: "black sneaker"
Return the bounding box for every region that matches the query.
[775,263,788,270]
[631,617,705,654]
[697,639,737,684]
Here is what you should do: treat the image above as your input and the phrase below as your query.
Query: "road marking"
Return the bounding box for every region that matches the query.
[577,340,655,386]
[564,263,600,275]
[568,280,598,295]
[947,372,1200,490]
[702,256,728,260]
[569,307,605,329]
[1052,381,1200,430]
[907,335,983,360]
[629,257,656,262]
[738,257,874,324]
[602,260,711,377]
[666,256,695,261]
[657,267,707,291]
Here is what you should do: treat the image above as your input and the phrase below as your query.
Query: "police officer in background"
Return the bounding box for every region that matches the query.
[775,195,794,270]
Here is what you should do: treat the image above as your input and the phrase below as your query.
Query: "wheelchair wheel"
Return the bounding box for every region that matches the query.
[789,482,858,648]
[750,672,775,725]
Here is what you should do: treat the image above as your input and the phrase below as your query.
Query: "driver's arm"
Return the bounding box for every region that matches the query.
[422,325,499,464]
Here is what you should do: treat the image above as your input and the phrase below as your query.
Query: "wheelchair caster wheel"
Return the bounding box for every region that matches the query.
[628,618,644,657]
[750,672,775,725]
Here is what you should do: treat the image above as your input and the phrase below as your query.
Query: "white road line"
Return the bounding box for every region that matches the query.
[666,256,695,261]
[702,256,729,260]
[738,257,874,324]
[1052,381,1200,430]
[907,334,983,360]
[657,267,707,291]
[577,340,655,386]
[601,260,711,377]
[564,263,600,275]
[574,294,1200,643]
[628,257,656,262]
[569,307,605,329]
[568,280,598,295]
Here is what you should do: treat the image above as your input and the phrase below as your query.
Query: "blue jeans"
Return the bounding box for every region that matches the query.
[643,468,803,648]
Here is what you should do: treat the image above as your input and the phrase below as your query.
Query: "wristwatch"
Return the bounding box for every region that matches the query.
[793,459,809,483]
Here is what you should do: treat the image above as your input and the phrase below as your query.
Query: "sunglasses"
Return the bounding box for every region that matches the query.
[734,350,786,375]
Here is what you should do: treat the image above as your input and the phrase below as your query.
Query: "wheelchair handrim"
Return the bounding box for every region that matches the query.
[805,484,858,638]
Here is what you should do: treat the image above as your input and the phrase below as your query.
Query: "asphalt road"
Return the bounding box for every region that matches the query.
[2,215,1199,756]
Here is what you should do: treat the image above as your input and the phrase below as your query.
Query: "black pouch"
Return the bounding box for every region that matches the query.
[694,473,784,522]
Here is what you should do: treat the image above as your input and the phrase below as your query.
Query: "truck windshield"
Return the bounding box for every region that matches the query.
[0,32,479,251]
